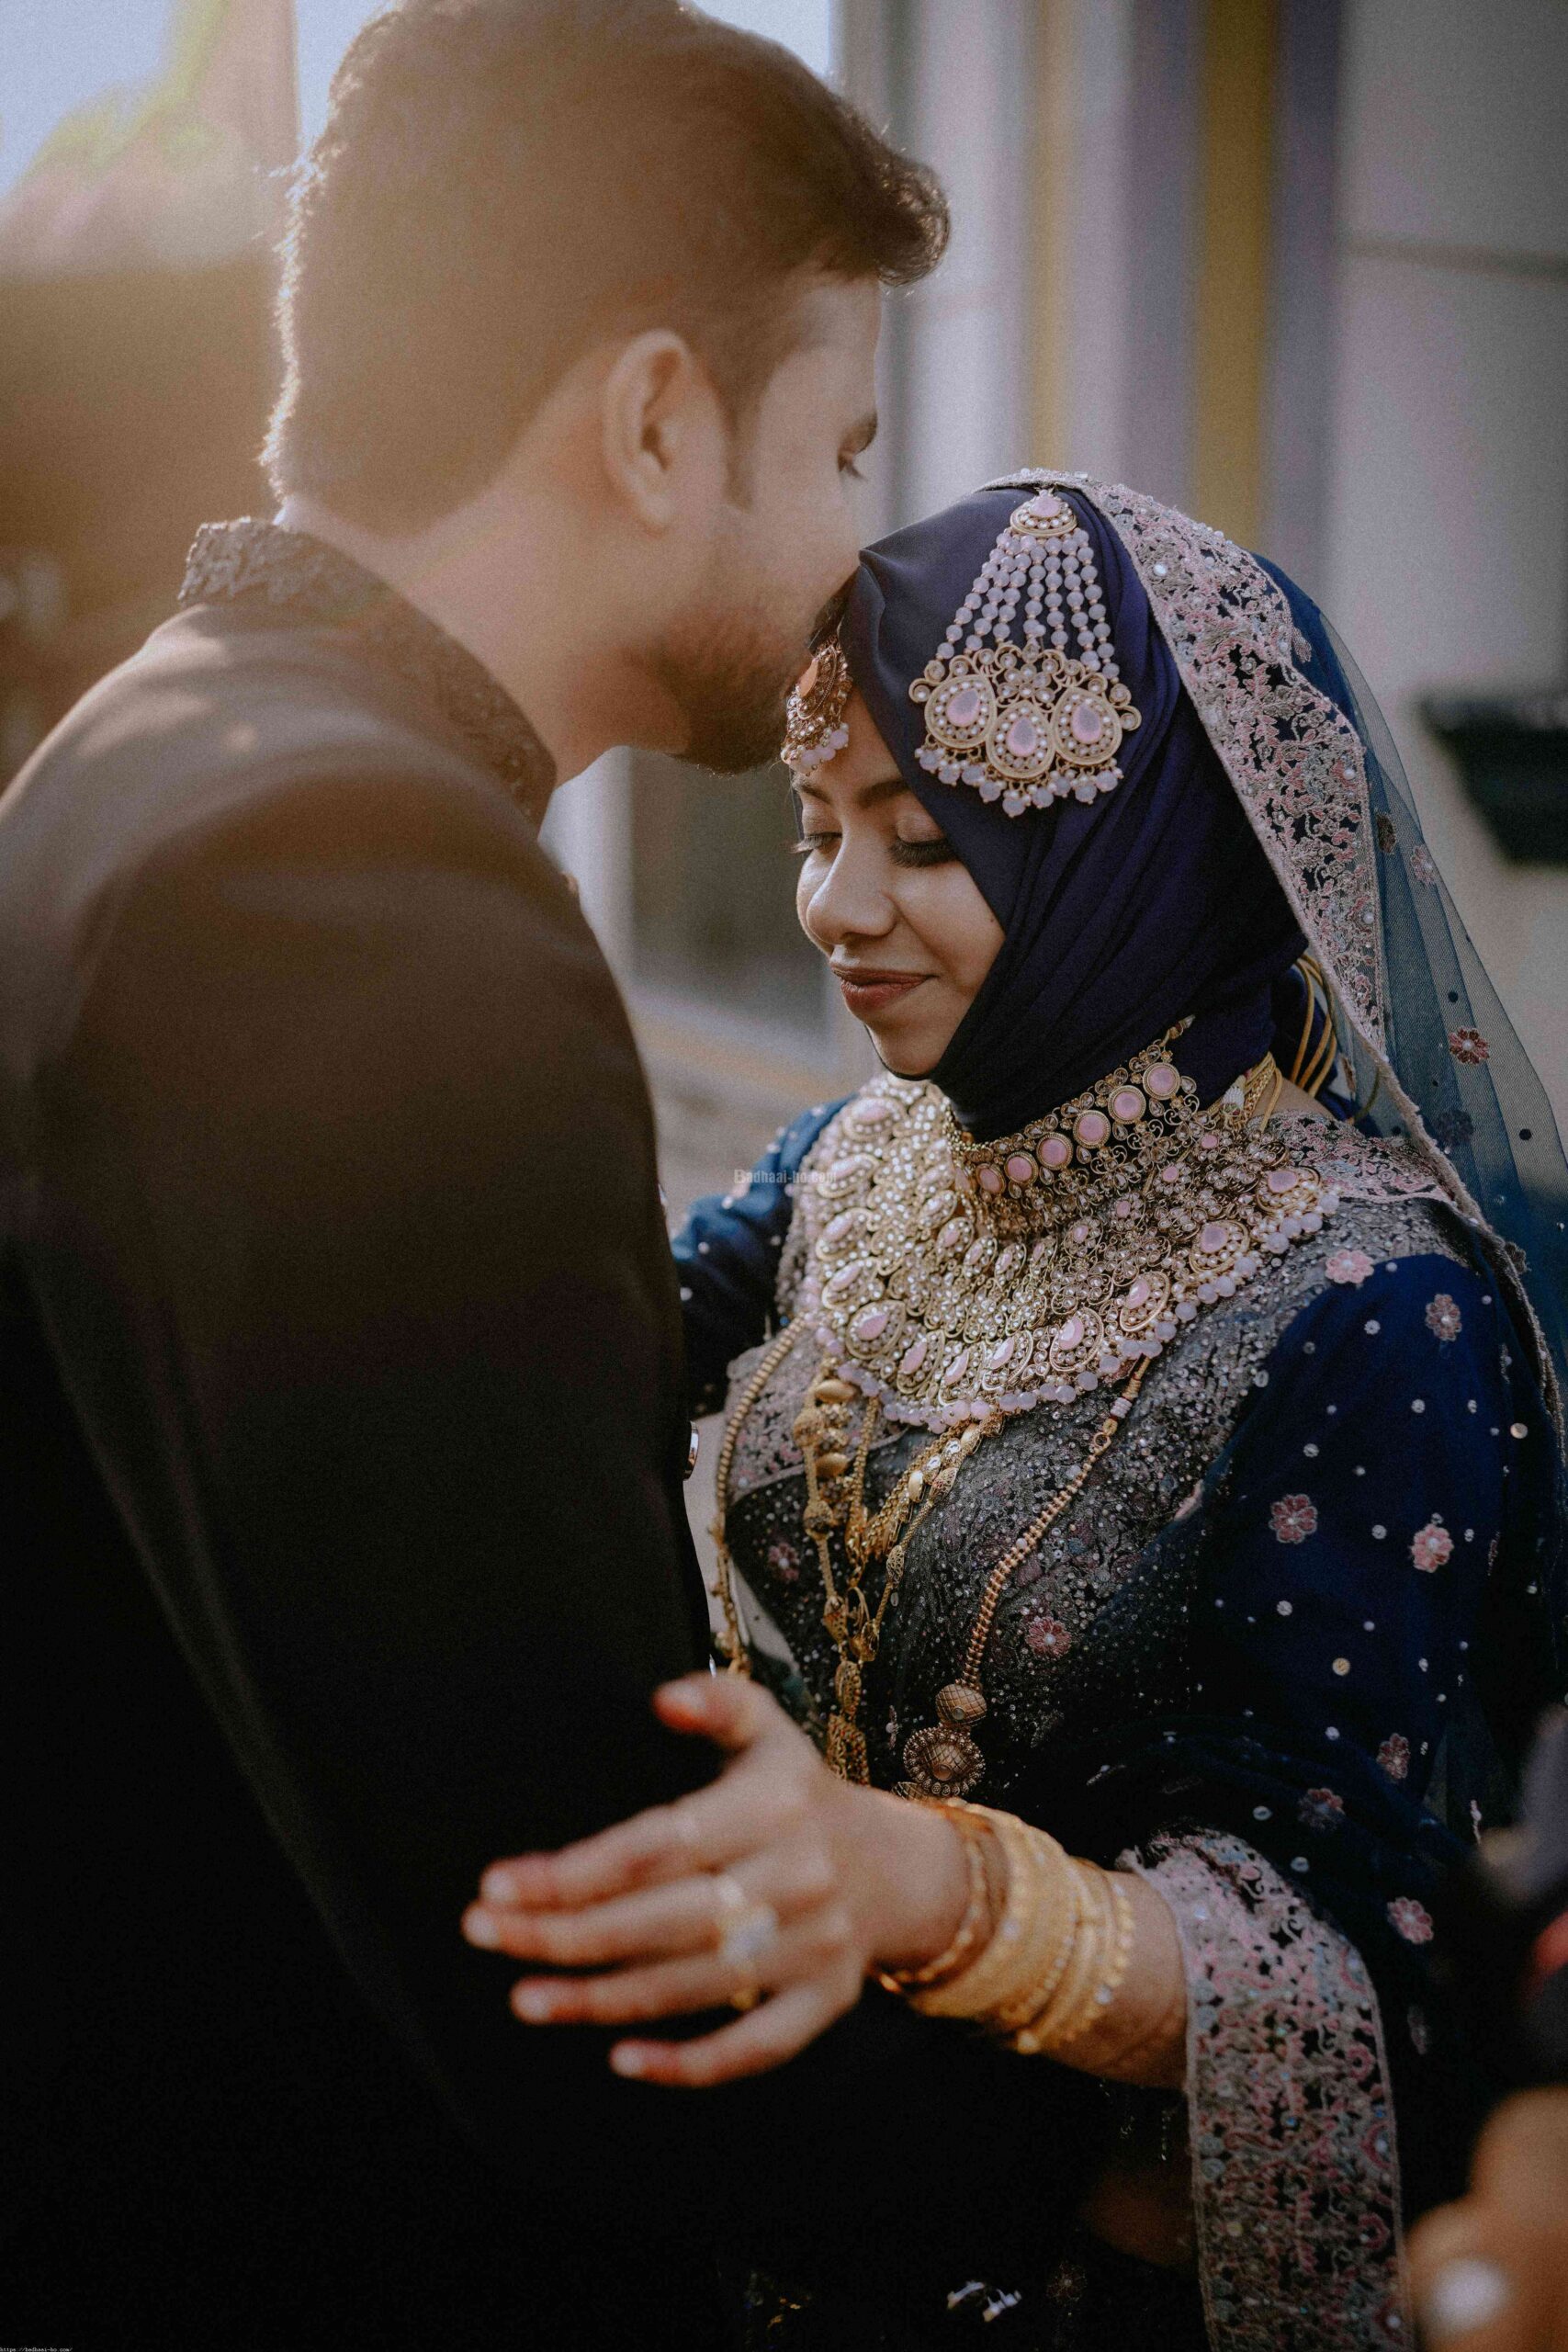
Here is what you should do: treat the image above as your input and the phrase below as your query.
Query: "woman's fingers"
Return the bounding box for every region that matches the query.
[502,1903,854,2034]
[478,1682,810,1911]
[610,1977,859,2088]
[463,1837,835,1967]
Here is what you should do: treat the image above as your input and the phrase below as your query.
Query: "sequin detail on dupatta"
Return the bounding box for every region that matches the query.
[1136,1834,1412,2352]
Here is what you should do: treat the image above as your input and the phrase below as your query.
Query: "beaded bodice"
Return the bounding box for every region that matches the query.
[722,1102,1465,1801]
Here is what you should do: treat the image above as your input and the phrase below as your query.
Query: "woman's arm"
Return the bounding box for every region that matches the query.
[461,1672,1189,2089]
[671,1098,845,1416]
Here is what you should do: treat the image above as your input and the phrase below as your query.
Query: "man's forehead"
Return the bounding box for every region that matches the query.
[786,271,882,364]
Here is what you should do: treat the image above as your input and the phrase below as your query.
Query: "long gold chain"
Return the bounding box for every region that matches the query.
[709,1323,802,1673]
[897,1361,1146,1799]
[707,1052,1280,1770]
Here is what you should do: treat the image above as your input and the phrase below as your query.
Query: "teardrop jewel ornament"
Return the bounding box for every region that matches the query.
[908,490,1141,813]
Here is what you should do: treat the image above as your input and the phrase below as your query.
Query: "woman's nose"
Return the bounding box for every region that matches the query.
[802,836,897,952]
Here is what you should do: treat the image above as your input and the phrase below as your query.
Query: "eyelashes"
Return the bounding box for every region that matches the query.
[791,833,958,869]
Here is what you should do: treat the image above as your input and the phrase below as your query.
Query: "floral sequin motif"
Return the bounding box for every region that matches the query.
[1425,1293,1462,1342]
[1024,1613,1072,1659]
[1146,1837,1408,2352]
[1410,1521,1453,1573]
[1448,1027,1490,1066]
[1326,1248,1374,1286]
[1388,1896,1435,1946]
[1298,1787,1345,1832]
[1377,1734,1411,1782]
[1270,1494,1318,1544]
[1409,844,1439,888]
[766,1539,801,1584]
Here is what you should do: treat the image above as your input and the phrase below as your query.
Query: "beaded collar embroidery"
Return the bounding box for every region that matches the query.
[796,1032,1340,1432]
[178,519,557,821]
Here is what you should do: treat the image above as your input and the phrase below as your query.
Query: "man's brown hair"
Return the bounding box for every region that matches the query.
[265,0,947,531]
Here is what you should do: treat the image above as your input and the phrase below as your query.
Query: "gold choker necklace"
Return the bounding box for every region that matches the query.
[796,1031,1335,1433]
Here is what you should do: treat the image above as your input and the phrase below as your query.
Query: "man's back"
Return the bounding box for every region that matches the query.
[0,559,720,2344]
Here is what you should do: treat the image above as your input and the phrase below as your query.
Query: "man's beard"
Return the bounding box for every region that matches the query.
[652,598,802,775]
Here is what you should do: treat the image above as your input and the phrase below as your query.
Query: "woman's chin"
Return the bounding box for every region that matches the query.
[863,1018,945,1080]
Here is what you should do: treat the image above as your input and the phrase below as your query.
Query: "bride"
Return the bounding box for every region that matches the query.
[463,474,1567,2348]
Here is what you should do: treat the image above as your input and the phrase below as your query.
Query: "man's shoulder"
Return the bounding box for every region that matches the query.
[7,603,529,860]
[0,605,587,1069]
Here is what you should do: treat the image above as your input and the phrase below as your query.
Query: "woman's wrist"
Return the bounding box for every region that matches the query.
[833,1781,971,1975]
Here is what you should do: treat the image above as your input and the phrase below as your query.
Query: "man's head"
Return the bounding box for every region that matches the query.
[265,0,947,775]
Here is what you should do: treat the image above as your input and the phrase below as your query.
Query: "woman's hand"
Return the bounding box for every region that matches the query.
[461,1673,967,2086]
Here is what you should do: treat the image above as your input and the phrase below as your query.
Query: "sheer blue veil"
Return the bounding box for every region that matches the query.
[1262,560,1568,1404]
[977,472,1568,1728]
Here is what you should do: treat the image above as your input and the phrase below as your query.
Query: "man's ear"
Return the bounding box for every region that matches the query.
[598,331,722,532]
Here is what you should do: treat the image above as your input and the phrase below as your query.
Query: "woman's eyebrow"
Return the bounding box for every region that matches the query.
[792,774,908,808]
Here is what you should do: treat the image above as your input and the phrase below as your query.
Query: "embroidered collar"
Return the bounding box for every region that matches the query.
[178,518,557,821]
[797,1035,1348,1433]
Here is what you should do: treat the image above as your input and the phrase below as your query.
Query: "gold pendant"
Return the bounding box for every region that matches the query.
[901,1681,988,1798]
[826,1713,870,1784]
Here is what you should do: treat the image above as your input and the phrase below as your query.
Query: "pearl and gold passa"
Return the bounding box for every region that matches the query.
[908,488,1142,815]
[796,1027,1338,1435]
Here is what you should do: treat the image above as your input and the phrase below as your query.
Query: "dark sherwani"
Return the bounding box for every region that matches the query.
[0,522,733,2346]
[2,526,1120,2351]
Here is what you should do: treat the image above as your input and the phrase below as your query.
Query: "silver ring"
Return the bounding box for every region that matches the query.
[708,1874,779,2011]
[1419,2257,1514,2344]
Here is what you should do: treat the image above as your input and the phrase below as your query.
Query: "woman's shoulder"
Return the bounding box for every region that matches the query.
[1143,1117,1495,1440]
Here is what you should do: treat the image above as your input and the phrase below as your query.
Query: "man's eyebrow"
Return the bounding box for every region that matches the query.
[843,410,878,456]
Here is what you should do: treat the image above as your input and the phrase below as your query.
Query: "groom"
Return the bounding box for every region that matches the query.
[2,5,968,2346]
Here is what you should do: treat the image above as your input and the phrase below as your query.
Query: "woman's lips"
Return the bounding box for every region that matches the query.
[833,967,929,1017]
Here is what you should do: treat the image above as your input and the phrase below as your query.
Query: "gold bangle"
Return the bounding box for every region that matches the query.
[1021,1864,1137,2055]
[1010,1859,1104,2052]
[989,1835,1084,2036]
[876,1806,992,1993]
[910,1807,1075,2024]
[908,1809,1043,2018]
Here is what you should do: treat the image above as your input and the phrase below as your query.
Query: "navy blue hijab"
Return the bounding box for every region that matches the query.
[840,486,1306,1141]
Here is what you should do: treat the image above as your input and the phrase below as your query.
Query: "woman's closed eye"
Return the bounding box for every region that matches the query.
[790,831,957,868]
[890,834,958,868]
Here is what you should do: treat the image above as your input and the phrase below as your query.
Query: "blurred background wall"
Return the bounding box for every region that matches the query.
[2,0,1564,1221]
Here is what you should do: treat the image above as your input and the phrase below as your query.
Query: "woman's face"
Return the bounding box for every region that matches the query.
[793,691,1004,1074]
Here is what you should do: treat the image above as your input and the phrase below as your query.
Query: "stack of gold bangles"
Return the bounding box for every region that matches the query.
[877,1800,1136,2061]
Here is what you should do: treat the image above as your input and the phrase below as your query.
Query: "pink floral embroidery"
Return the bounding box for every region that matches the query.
[1388,1896,1434,1945]
[1299,1787,1345,1832]
[1326,1248,1375,1286]
[1025,1613,1072,1659]
[1411,1521,1453,1573]
[1409,843,1439,888]
[1487,1532,1500,1569]
[1270,1493,1318,1544]
[1424,1292,1462,1342]
[1449,1026,1490,1066]
[1378,1734,1411,1782]
[1145,1836,1407,2349]
[765,1540,800,1584]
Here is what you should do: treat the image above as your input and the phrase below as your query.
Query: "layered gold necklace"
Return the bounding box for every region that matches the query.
[713,1035,1337,1794]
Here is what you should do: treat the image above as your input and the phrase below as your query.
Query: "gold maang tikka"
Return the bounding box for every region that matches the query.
[782,639,852,777]
[909,488,1142,817]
